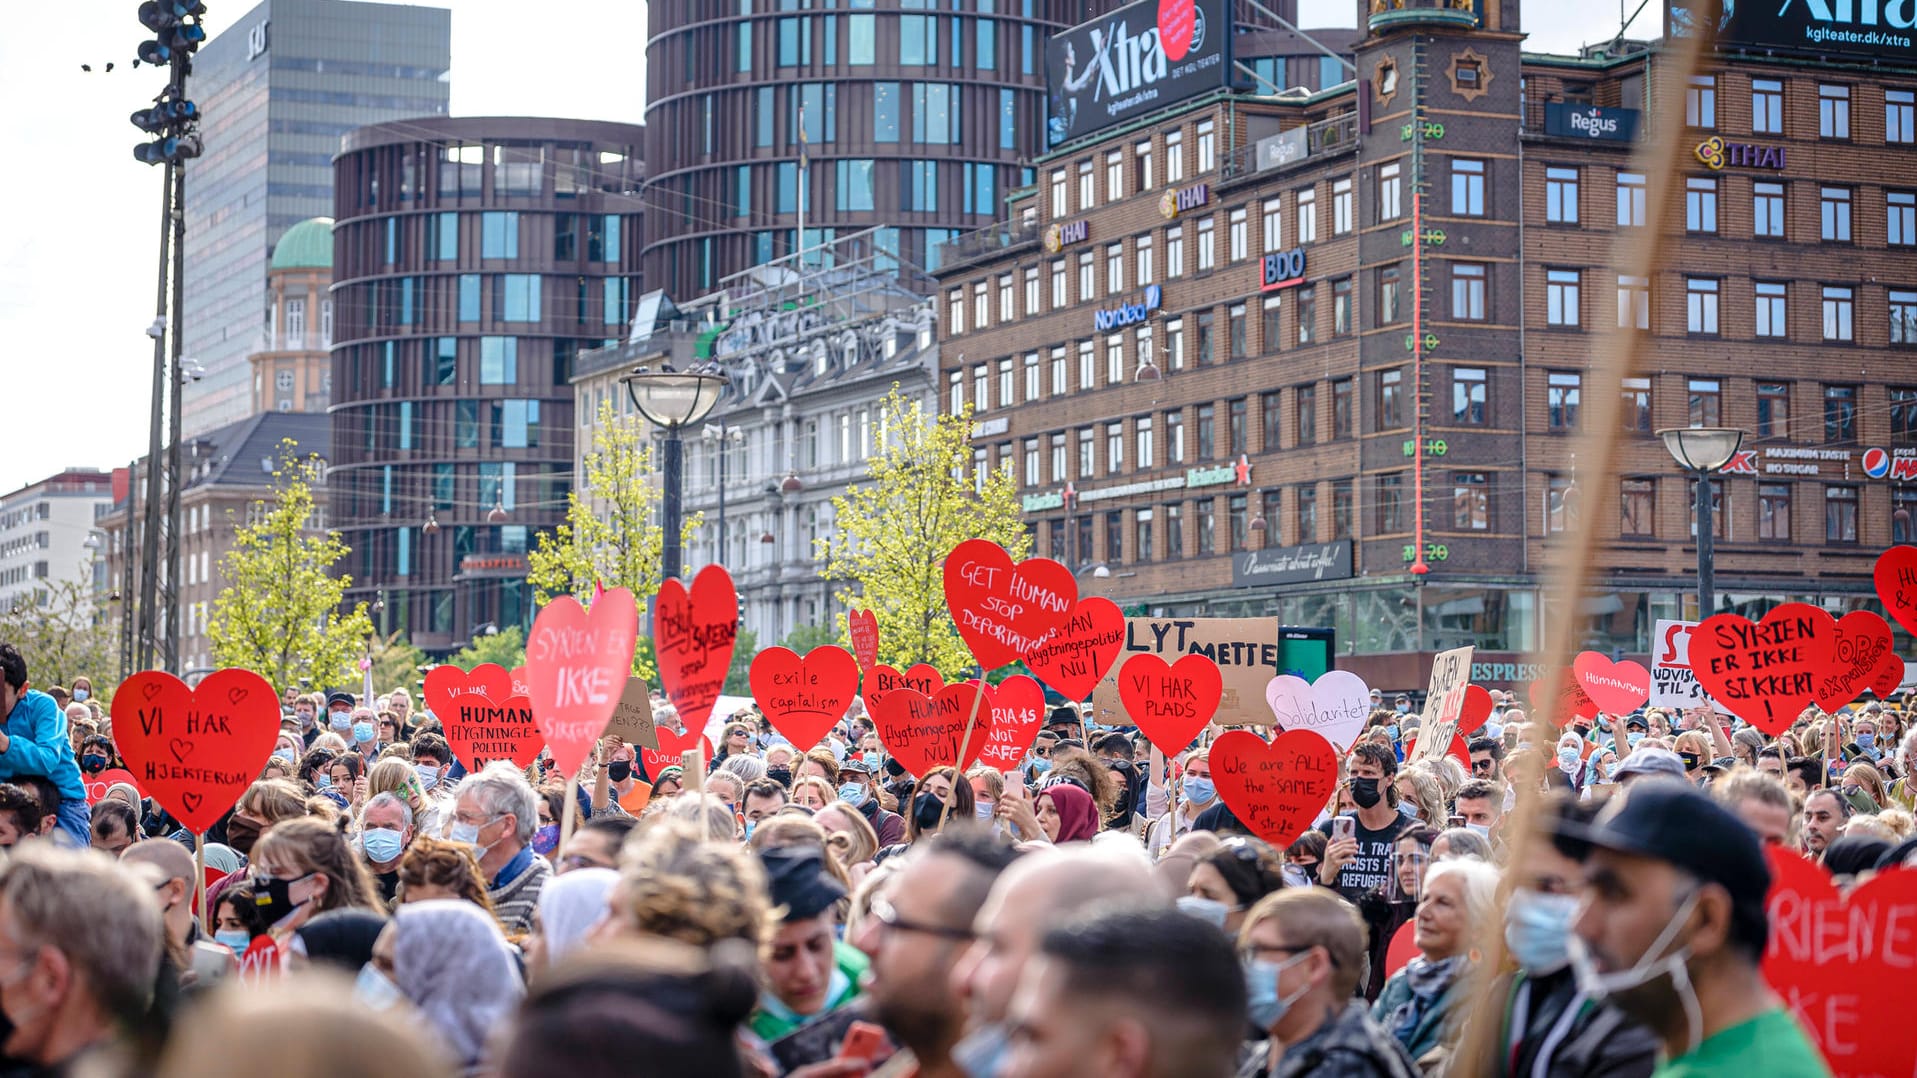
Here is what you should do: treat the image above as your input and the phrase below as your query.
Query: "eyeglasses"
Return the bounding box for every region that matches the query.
[559,853,612,871]
[868,896,974,941]
[1032,747,1052,757]
[1240,942,1333,968]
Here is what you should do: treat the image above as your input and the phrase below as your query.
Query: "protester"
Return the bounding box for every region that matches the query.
[839,754,906,846]
[749,847,864,1041]
[90,797,139,857]
[370,899,525,1074]
[527,867,618,977]
[226,778,308,857]
[815,802,880,881]
[360,792,415,904]
[1145,750,1217,858]
[1372,857,1499,1066]
[1713,770,1795,846]
[290,909,388,974]
[122,839,237,987]
[1800,788,1848,860]
[213,885,270,956]
[157,973,456,1078]
[1429,826,1493,863]
[1179,836,1288,935]
[0,784,43,850]
[396,836,500,923]
[1032,781,1100,843]
[0,644,89,844]
[893,766,974,853]
[250,816,384,937]
[609,819,769,947]
[450,761,551,935]
[558,816,635,874]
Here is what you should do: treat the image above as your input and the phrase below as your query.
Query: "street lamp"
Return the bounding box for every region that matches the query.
[1657,427,1747,618]
[622,365,729,582]
[703,421,745,569]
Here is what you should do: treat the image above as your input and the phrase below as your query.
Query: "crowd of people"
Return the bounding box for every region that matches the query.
[0,640,1909,1077]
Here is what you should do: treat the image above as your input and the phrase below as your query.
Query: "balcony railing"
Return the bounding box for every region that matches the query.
[1221,112,1358,182]
[935,217,1040,271]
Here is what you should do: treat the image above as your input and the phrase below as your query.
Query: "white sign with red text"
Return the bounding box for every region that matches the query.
[1650,619,1727,712]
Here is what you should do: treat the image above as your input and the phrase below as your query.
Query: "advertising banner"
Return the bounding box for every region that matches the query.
[1046,0,1232,147]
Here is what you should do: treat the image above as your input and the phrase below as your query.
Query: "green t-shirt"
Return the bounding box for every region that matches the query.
[1652,1008,1830,1078]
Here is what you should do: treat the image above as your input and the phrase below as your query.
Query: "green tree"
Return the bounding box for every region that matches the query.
[724,628,757,695]
[366,631,428,696]
[815,388,1030,681]
[526,399,697,679]
[779,623,839,656]
[450,626,526,671]
[0,572,117,696]
[208,441,373,693]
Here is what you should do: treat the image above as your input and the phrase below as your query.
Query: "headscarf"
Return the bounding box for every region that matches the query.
[1381,953,1465,1046]
[394,900,525,1067]
[106,783,142,811]
[294,909,389,971]
[1041,782,1100,843]
[536,868,617,964]
[201,843,242,876]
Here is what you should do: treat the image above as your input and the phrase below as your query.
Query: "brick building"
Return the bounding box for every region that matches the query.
[937,0,1917,693]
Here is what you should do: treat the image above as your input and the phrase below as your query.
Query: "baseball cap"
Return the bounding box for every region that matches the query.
[1623,714,1649,730]
[1611,746,1685,782]
[324,691,356,711]
[761,847,846,922]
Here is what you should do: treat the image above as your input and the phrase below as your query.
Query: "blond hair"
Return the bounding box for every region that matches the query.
[156,972,454,1078]
[253,817,382,914]
[612,820,771,948]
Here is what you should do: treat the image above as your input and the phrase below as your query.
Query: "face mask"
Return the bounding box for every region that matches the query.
[414,763,440,790]
[1677,751,1702,770]
[1568,890,1703,1053]
[1029,757,1052,776]
[913,791,946,831]
[1244,950,1313,1030]
[355,964,403,1010]
[742,820,758,841]
[975,800,996,820]
[225,815,262,856]
[1400,801,1421,820]
[1175,894,1234,928]
[80,754,107,774]
[274,748,298,764]
[952,1021,1012,1078]
[1182,775,1216,804]
[71,689,88,704]
[213,929,252,953]
[1385,724,1400,739]
[607,760,633,783]
[1504,889,1577,975]
[352,722,376,744]
[1558,748,1582,773]
[330,712,352,730]
[1626,732,1645,747]
[766,766,792,787]
[317,775,334,790]
[1464,822,1491,840]
[250,873,314,928]
[1396,702,1410,714]
[1857,733,1875,750]
[838,783,868,808]
[448,815,501,855]
[1350,776,1382,809]
[361,827,405,864]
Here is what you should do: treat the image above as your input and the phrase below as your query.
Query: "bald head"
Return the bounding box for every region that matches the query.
[120,838,194,883]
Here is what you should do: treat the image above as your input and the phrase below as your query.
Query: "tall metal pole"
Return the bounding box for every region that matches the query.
[162,160,188,675]
[1694,470,1715,619]
[717,431,729,567]
[136,160,176,672]
[662,427,686,583]
[119,458,139,683]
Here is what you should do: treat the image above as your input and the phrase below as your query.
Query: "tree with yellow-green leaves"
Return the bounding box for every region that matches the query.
[209,440,374,693]
[526,398,697,680]
[815,387,1030,680]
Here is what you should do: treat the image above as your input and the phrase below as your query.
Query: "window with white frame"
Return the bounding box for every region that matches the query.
[1228,207,1247,261]
[1296,187,1317,243]
[1332,178,1353,234]
[1262,197,1283,252]
[1755,281,1788,338]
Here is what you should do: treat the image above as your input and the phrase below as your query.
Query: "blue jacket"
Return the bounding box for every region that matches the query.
[0,690,85,801]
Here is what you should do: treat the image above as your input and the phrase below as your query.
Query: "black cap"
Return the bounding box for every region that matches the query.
[325,691,356,710]
[1624,714,1649,729]
[1823,835,1890,877]
[761,847,846,922]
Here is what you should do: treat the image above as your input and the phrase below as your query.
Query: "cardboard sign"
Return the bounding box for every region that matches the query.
[1815,611,1896,713]
[1572,651,1651,715]
[750,646,859,752]
[1873,545,1917,638]
[1207,729,1338,848]
[1761,845,1917,1078]
[975,675,1047,772]
[1263,670,1371,751]
[84,767,142,805]
[1119,653,1223,756]
[1650,620,1725,712]
[111,668,279,833]
[861,663,942,716]
[1528,674,1597,727]
[942,540,1077,671]
[606,677,659,749]
[1023,597,1126,702]
[1092,618,1283,726]
[847,609,880,673]
[1457,684,1494,736]
[656,565,741,733]
[425,664,540,772]
[1407,646,1473,766]
[1689,604,1832,735]
[1403,728,1471,771]
[872,682,993,779]
[526,588,639,781]
[641,729,710,782]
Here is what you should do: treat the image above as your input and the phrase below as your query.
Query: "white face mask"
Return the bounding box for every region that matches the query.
[1567,889,1703,1053]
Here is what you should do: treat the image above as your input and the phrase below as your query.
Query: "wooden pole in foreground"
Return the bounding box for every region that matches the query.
[937,671,990,830]
[559,773,580,859]
[193,831,208,931]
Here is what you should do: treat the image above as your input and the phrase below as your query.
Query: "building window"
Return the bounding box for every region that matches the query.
[1138,415,1155,467]
[1689,378,1722,426]
[1616,172,1647,227]
[1756,381,1791,439]
[1377,473,1405,533]
[1166,129,1185,183]
[1049,432,1066,480]
[1547,269,1581,326]
[1197,119,1216,172]
[974,364,990,410]
[973,281,989,328]
[1752,78,1784,133]
[1549,372,1581,430]
[1451,158,1486,216]
[1686,177,1718,233]
[1229,303,1247,359]
[1078,251,1095,301]
[1755,281,1788,339]
[1822,286,1854,342]
[1379,163,1401,222]
[1106,150,1123,201]
[1296,385,1316,444]
[1049,169,1067,217]
[1137,235,1154,286]
[1022,438,1039,487]
[1294,288,1315,345]
[1195,498,1216,555]
[1229,494,1249,551]
[1166,225,1184,278]
[1379,368,1405,429]
[1825,384,1858,441]
[1898,488,1917,543]
[1689,479,1727,540]
[1452,263,1487,320]
[1617,274,1649,329]
[1332,377,1353,438]
[1686,278,1720,334]
[1107,421,1125,474]
[1228,398,1247,455]
[1296,187,1317,244]
[497,274,541,322]
[998,358,1015,406]
[1826,485,1859,543]
[1379,264,1402,324]
[1106,335,1124,386]
[284,298,305,349]
[1048,260,1066,309]
[1453,472,1489,530]
[1078,159,1094,210]
[1077,427,1095,477]
[1165,503,1184,558]
[947,289,965,335]
[1820,84,1851,138]
[1105,243,1124,294]
[1297,483,1319,541]
[1195,310,1214,365]
[1621,479,1656,538]
[1197,217,1216,270]
[1333,178,1353,234]
[479,337,517,384]
[1197,404,1215,459]
[1753,182,1785,238]
[1686,75,1716,127]
[1076,341,1094,390]
[1261,197,1283,252]
[1546,166,1579,223]
[481,211,519,258]
[1453,367,1486,425]
[1622,376,1651,432]
[998,274,1014,322]
[1890,192,1917,246]
[1135,508,1155,562]
[1167,408,1186,463]
[1891,387,1917,441]
[1889,89,1916,144]
[1261,296,1282,353]
[1821,187,1853,242]
[1165,320,1185,370]
[1332,277,1352,336]
[1136,140,1155,191]
[1261,392,1281,451]
[1024,352,1040,401]
[1228,206,1248,262]
[1892,290,1917,345]
[1759,483,1791,540]
[1546,475,1574,534]
[1024,265,1040,315]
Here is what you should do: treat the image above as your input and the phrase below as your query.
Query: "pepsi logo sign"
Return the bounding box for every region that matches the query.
[1863,448,1917,480]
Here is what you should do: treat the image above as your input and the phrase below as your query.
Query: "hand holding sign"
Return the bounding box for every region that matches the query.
[1572,652,1651,715]
[1023,597,1125,702]
[943,540,1076,671]
[872,682,993,779]
[111,668,279,833]
[1208,729,1338,848]
[656,565,740,732]
[424,663,540,772]
[526,588,639,781]
[1689,604,1832,735]
[847,609,880,673]
[974,675,1047,772]
[1119,653,1222,757]
[750,646,859,752]
[605,677,660,749]
[1263,670,1370,751]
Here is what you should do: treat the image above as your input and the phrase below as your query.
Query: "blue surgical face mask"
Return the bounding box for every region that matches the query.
[352,722,376,744]
[838,783,868,808]
[414,763,440,790]
[355,963,403,1010]
[1182,775,1216,804]
[1626,731,1645,747]
[1385,724,1400,739]
[1029,757,1052,776]
[1858,733,1876,750]
[1175,894,1235,928]
[317,774,334,790]
[1505,888,1579,975]
[213,929,252,954]
[1396,701,1411,714]
[360,827,405,864]
[1243,950,1313,1030]
[975,800,996,820]
[273,748,297,764]
[951,1020,1012,1078]
[71,689,89,704]
[330,711,353,730]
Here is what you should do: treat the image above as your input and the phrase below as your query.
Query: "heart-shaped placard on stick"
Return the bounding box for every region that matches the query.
[1023,597,1126,702]
[873,682,993,779]
[1814,611,1896,712]
[942,540,1078,671]
[1873,546,1917,638]
[750,646,860,752]
[111,668,280,834]
[1528,674,1597,727]
[1761,845,1917,1078]
[1119,653,1223,756]
[1404,728,1471,771]
[1869,646,1904,699]
[526,588,640,780]
[656,565,740,733]
[641,728,711,781]
[1264,670,1371,751]
[1208,729,1339,848]
[1457,684,1495,736]
[862,662,942,715]
[1572,652,1651,716]
[847,610,879,673]
[975,675,1047,771]
[1689,604,1833,735]
[424,663,541,773]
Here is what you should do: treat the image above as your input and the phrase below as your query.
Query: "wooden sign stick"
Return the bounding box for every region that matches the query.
[560,773,580,859]
[937,669,991,830]
[194,831,208,932]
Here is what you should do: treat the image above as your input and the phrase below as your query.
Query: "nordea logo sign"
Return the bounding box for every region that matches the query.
[1093,285,1162,331]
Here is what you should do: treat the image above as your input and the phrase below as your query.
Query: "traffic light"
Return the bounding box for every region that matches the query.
[131,1,206,166]
[137,0,207,65]
[132,134,201,165]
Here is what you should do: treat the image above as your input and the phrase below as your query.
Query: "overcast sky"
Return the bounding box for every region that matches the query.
[0,2,1633,495]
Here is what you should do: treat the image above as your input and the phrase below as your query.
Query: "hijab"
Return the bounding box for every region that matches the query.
[536,868,617,965]
[394,900,525,1067]
[1042,782,1100,843]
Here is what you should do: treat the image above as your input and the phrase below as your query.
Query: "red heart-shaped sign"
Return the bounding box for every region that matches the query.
[84,767,143,805]
[1157,0,1196,62]
[526,588,640,780]
[1873,546,1917,638]
[1528,674,1597,727]
[1208,729,1339,848]
[1457,684,1495,736]
[1815,611,1897,712]
[847,609,879,673]
[1404,728,1471,771]
[942,540,1078,671]
[873,682,993,779]
[1761,846,1917,1078]
[1572,652,1651,716]
[1120,653,1223,756]
[641,727,711,781]
[1024,597,1126,702]
[510,665,529,698]
[862,663,943,716]
[1689,604,1834,735]
[656,565,740,733]
[111,668,279,834]
[750,646,860,752]
[424,663,541,773]
[975,675,1047,772]
[1869,645,1904,698]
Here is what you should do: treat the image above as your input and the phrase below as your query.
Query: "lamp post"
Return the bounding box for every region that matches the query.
[1657,427,1748,619]
[622,366,729,583]
[703,421,745,569]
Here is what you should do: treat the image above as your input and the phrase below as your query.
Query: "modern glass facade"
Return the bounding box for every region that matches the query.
[182,0,450,437]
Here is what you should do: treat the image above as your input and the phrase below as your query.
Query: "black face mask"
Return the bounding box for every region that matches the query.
[1350,776,1383,809]
[766,767,792,787]
[607,760,633,783]
[913,791,946,832]
[250,873,308,926]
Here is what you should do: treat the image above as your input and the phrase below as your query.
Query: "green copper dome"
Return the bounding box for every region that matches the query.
[269,217,335,271]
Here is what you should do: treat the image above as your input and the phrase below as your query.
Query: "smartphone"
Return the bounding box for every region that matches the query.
[838,1020,886,1063]
[1447,814,1466,829]
[1331,816,1355,843]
